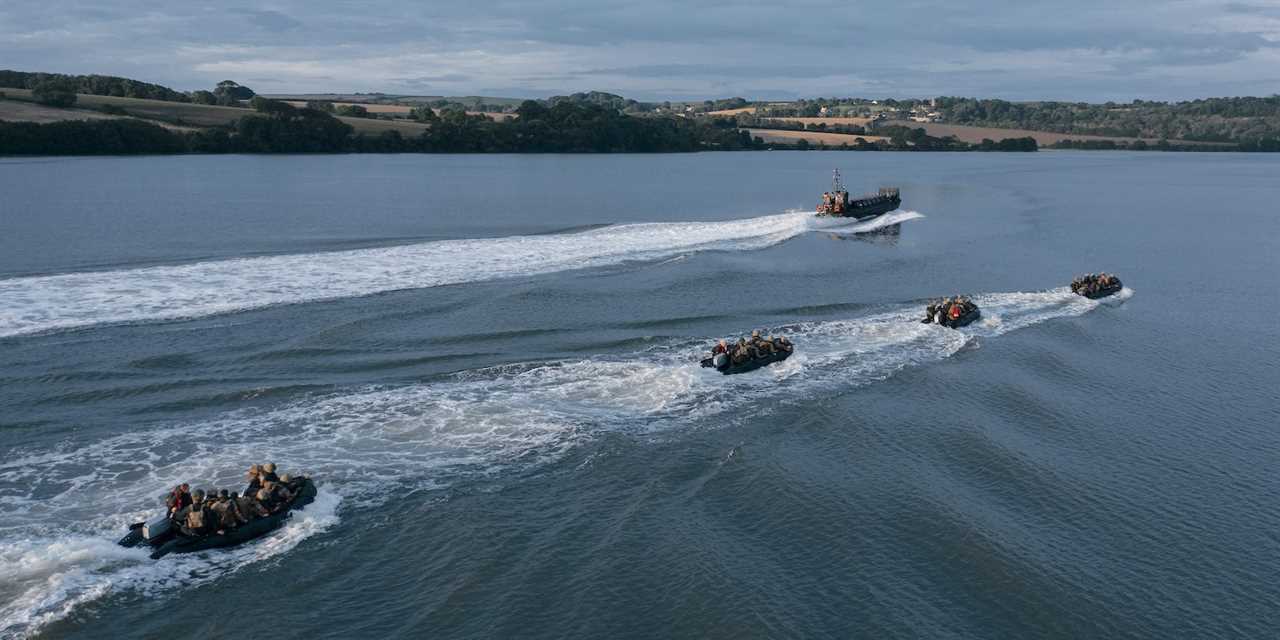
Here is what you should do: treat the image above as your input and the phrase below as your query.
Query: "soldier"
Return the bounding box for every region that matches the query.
[244,464,263,496]
[208,489,240,534]
[175,490,213,537]
[758,336,776,354]
[166,483,192,518]
[712,339,728,356]
[237,489,270,521]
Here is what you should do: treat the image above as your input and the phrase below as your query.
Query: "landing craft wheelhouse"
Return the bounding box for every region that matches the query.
[816,169,901,219]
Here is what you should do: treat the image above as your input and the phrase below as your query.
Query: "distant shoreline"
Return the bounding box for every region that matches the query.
[0,76,1271,155]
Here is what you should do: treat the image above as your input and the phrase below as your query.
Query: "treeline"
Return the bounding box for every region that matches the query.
[412,101,755,152]
[546,91,646,114]
[1049,138,1269,152]
[766,126,1036,152]
[815,125,1035,152]
[935,96,1280,145]
[0,119,192,154]
[0,99,758,155]
[0,70,190,102]
[974,137,1039,151]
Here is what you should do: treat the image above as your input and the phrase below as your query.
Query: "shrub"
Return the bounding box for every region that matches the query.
[32,81,77,107]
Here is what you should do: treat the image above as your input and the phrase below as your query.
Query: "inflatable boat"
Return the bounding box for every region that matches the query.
[700,347,793,375]
[1075,279,1123,299]
[119,477,317,559]
[922,304,981,329]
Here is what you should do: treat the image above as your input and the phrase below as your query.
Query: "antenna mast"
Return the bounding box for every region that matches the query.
[832,168,845,193]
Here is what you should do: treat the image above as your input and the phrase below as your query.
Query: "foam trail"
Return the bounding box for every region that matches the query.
[0,284,1115,637]
[0,490,340,639]
[0,210,928,339]
[809,209,924,234]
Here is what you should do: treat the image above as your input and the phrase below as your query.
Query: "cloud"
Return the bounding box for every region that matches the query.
[0,0,1277,100]
[575,64,853,79]
[238,9,303,33]
[394,73,472,83]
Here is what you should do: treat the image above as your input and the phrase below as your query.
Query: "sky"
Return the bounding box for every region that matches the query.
[2,0,1279,101]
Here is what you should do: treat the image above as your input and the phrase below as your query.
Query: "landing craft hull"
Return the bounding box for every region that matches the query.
[817,196,901,219]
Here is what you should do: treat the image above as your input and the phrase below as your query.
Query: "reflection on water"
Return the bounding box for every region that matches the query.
[827,222,902,245]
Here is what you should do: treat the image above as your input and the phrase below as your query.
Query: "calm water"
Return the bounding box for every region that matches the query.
[1,152,1277,639]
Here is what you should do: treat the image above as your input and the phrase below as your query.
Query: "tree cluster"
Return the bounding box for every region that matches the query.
[0,119,189,154]
[0,70,190,102]
[1049,138,1256,152]
[213,81,255,106]
[0,98,758,155]
[877,125,972,151]
[975,136,1038,151]
[412,100,754,152]
[545,91,645,113]
[32,79,77,107]
[335,104,373,118]
[934,96,1280,144]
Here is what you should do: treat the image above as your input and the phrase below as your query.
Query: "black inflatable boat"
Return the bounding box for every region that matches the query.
[700,347,793,375]
[1075,279,1123,299]
[922,304,982,329]
[119,477,317,559]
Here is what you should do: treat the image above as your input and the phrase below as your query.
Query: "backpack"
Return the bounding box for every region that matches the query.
[185,506,206,530]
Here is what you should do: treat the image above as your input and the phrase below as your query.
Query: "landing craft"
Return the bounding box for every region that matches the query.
[816,169,901,219]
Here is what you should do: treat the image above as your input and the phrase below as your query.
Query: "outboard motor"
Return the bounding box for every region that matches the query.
[143,514,171,540]
[713,353,729,369]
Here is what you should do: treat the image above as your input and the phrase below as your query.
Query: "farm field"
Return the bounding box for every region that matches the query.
[765,116,874,127]
[0,99,129,124]
[0,96,201,131]
[281,100,514,121]
[1,89,433,135]
[705,107,756,116]
[746,128,889,145]
[882,120,1228,146]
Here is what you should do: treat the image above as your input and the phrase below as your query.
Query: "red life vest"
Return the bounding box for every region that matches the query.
[169,489,192,511]
[949,305,962,320]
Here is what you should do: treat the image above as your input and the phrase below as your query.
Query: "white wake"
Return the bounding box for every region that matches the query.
[0,210,922,339]
[0,284,1125,638]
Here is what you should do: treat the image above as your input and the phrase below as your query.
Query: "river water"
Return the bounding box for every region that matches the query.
[1,152,1277,639]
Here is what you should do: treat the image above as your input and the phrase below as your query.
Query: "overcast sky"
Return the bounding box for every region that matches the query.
[3,0,1279,101]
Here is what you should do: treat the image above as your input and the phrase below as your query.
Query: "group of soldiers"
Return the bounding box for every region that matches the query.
[817,191,849,215]
[923,296,976,326]
[712,330,794,365]
[164,463,301,538]
[1071,273,1120,296]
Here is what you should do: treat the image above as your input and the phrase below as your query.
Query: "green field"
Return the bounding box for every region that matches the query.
[0,89,432,136]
